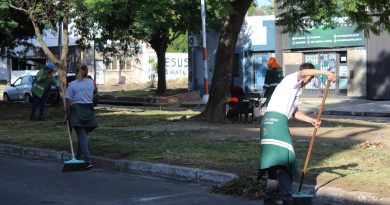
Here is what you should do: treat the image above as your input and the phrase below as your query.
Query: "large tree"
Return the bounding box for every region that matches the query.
[7,0,85,95]
[84,0,200,95]
[84,0,230,95]
[196,0,253,122]
[199,0,390,122]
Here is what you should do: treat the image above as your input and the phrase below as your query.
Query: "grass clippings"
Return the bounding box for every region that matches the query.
[211,176,265,199]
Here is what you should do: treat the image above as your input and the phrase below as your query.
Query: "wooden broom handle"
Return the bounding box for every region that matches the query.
[298,79,331,192]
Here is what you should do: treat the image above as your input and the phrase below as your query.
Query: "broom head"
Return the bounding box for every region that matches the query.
[292,192,313,205]
[62,158,86,172]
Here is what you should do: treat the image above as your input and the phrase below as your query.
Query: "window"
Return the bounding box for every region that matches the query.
[13,78,22,86]
[21,76,32,85]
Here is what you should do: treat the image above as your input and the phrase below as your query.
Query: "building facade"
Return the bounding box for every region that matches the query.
[2,29,189,89]
[190,15,390,100]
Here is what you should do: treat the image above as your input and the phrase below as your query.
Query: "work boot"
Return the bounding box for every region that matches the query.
[84,163,93,170]
[264,182,283,205]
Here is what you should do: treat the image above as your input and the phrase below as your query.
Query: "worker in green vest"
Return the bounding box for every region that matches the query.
[30,63,57,121]
[259,63,336,205]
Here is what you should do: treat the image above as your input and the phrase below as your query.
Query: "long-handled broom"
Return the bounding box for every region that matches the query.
[62,119,86,171]
[59,79,86,172]
[292,79,331,205]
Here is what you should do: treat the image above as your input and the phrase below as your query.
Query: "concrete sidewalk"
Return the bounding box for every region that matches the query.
[99,93,390,118]
[299,97,390,117]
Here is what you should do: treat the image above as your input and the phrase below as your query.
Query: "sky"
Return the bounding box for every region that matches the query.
[255,0,272,6]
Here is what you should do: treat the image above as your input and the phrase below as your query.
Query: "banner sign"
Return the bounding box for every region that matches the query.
[289,24,365,49]
[165,53,188,79]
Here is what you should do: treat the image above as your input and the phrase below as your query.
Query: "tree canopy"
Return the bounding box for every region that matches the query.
[0,2,37,56]
[84,0,229,95]
[276,0,390,35]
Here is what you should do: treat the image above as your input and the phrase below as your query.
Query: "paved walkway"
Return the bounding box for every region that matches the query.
[299,97,390,117]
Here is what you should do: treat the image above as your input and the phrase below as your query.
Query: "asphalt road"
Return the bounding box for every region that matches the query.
[0,154,262,205]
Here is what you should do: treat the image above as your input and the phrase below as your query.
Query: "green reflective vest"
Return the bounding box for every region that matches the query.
[31,69,56,98]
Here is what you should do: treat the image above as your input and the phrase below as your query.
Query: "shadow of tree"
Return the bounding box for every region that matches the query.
[306,163,365,191]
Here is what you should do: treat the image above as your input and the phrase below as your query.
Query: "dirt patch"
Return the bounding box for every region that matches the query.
[211,176,265,199]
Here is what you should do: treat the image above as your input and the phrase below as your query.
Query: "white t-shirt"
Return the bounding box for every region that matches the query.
[64,78,94,104]
[266,72,303,118]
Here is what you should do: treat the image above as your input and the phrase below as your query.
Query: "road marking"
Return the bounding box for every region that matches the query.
[136,192,198,202]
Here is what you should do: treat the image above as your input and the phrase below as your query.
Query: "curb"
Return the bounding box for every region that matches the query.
[0,144,235,184]
[1,143,390,205]
[323,110,390,117]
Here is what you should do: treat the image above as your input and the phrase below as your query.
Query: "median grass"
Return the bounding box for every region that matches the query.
[99,88,188,98]
[0,101,389,197]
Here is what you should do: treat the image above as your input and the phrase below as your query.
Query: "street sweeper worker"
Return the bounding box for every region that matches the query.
[64,63,97,170]
[262,57,284,107]
[30,63,57,121]
[259,62,336,205]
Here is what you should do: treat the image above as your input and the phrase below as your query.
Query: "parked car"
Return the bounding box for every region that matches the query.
[66,73,99,106]
[2,74,60,104]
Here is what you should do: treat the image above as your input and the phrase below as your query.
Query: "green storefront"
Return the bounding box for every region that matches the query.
[278,24,366,97]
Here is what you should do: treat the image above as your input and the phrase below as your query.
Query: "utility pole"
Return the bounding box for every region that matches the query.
[201,0,209,103]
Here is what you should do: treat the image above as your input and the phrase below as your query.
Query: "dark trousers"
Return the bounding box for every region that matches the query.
[30,92,49,120]
[75,127,91,164]
[266,166,293,201]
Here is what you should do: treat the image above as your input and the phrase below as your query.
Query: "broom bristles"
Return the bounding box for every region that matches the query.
[62,158,86,172]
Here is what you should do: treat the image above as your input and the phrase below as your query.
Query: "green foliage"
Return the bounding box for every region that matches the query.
[83,0,230,55]
[276,0,390,35]
[148,57,158,73]
[0,1,36,55]
[247,1,258,16]
[83,0,233,94]
[167,34,188,52]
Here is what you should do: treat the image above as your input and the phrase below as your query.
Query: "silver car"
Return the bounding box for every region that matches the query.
[3,74,60,104]
[3,75,34,103]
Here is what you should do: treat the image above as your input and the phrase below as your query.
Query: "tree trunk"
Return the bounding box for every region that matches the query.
[195,0,253,122]
[149,32,168,95]
[58,14,70,98]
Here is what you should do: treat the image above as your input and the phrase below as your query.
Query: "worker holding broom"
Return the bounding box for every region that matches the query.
[64,64,97,170]
[259,63,336,205]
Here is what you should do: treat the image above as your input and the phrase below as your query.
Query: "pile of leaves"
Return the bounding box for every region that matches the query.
[211,176,265,199]
[359,140,383,150]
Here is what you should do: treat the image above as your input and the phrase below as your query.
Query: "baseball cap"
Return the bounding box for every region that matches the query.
[46,63,56,72]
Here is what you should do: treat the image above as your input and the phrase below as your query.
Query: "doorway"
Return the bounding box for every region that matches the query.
[303,52,347,97]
